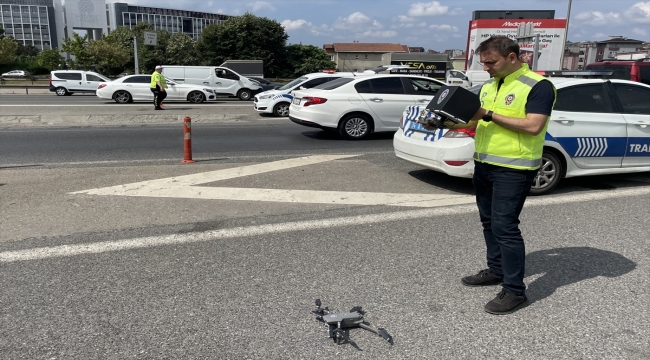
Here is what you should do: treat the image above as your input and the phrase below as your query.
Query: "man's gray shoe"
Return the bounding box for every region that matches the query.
[461,269,503,287]
[484,289,528,315]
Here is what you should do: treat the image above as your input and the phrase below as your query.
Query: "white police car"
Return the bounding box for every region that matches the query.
[253,71,356,117]
[393,78,650,195]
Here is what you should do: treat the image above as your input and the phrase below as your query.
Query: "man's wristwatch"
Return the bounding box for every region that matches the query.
[482,110,494,122]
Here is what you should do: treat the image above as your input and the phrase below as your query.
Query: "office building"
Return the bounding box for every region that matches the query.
[0,0,57,50]
[106,2,232,40]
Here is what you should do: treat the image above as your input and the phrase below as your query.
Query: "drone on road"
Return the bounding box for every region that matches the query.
[310,299,393,346]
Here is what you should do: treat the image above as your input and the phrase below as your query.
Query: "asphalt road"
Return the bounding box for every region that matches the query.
[1,95,649,359]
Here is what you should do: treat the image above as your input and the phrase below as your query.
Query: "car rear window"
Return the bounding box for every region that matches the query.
[313,77,354,90]
[585,64,631,80]
[554,84,612,113]
[53,72,82,80]
[123,76,151,83]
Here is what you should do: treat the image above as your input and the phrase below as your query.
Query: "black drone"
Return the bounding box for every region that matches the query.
[310,299,393,346]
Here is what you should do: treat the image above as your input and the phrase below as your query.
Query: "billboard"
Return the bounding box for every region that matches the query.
[389,61,448,79]
[466,19,567,71]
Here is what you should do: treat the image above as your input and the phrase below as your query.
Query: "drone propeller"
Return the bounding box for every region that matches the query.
[377,328,394,345]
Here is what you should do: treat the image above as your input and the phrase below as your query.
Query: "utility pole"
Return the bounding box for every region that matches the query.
[133,36,139,74]
[560,0,573,70]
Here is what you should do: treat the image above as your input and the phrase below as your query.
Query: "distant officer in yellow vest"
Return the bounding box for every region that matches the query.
[150,65,167,110]
[451,36,556,315]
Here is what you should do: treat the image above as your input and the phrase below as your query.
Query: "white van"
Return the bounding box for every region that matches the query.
[446,70,470,88]
[161,66,262,100]
[465,70,491,87]
[49,70,111,96]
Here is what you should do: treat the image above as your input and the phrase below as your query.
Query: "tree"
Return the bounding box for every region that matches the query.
[36,49,66,70]
[166,32,198,66]
[0,37,18,65]
[86,40,129,75]
[196,13,288,77]
[16,42,40,58]
[0,24,5,39]
[282,44,337,78]
[61,33,91,69]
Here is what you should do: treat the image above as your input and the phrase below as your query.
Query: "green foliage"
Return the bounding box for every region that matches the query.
[86,41,130,76]
[0,24,5,39]
[0,37,18,64]
[16,42,40,58]
[61,33,91,69]
[36,49,66,70]
[282,44,337,78]
[166,32,198,66]
[196,13,288,77]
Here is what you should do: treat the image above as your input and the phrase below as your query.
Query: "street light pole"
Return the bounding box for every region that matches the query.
[560,0,573,70]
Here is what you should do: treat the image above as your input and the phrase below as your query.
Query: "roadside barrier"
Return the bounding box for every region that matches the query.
[182,116,195,163]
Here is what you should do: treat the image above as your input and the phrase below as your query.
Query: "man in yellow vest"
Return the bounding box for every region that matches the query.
[150,65,167,110]
[450,36,556,314]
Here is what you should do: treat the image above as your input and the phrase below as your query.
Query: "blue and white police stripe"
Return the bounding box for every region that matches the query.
[575,138,608,157]
[272,93,293,100]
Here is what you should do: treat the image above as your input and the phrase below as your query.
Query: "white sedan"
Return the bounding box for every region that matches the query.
[289,74,447,139]
[394,78,650,195]
[2,70,27,77]
[96,74,217,103]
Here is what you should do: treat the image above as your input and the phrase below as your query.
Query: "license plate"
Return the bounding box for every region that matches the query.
[292,98,301,105]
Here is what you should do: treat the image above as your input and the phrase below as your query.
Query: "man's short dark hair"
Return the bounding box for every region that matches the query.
[476,36,520,58]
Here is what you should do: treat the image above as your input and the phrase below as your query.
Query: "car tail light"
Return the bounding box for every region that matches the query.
[98,84,107,89]
[399,115,405,129]
[444,127,476,138]
[49,77,52,85]
[303,96,327,107]
[444,160,470,166]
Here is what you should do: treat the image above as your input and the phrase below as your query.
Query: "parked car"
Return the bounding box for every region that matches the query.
[95,74,216,103]
[248,77,282,91]
[393,78,650,195]
[2,70,28,77]
[289,74,447,139]
[585,58,650,85]
[254,71,358,117]
[50,70,111,96]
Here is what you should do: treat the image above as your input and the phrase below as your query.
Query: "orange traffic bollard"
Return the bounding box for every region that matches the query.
[182,116,195,163]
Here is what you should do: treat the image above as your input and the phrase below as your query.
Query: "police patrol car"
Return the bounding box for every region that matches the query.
[393,78,650,195]
[253,71,357,117]
[254,66,423,117]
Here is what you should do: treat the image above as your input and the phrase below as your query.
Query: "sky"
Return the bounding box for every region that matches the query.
[106,0,650,51]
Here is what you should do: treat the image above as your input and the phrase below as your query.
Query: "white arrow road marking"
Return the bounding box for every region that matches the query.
[70,155,476,207]
[5,185,650,263]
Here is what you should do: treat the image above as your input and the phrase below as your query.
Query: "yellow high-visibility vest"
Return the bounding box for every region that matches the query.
[150,72,166,89]
[474,64,556,170]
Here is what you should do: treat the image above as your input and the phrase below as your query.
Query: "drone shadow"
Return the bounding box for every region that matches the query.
[525,247,637,304]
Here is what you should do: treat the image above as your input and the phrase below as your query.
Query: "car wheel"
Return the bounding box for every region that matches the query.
[273,102,290,117]
[55,87,68,96]
[237,89,252,101]
[188,91,205,103]
[113,90,132,104]
[530,150,563,195]
[338,114,372,140]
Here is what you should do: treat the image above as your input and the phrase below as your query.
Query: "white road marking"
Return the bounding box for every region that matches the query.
[2,185,649,263]
[71,154,475,207]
